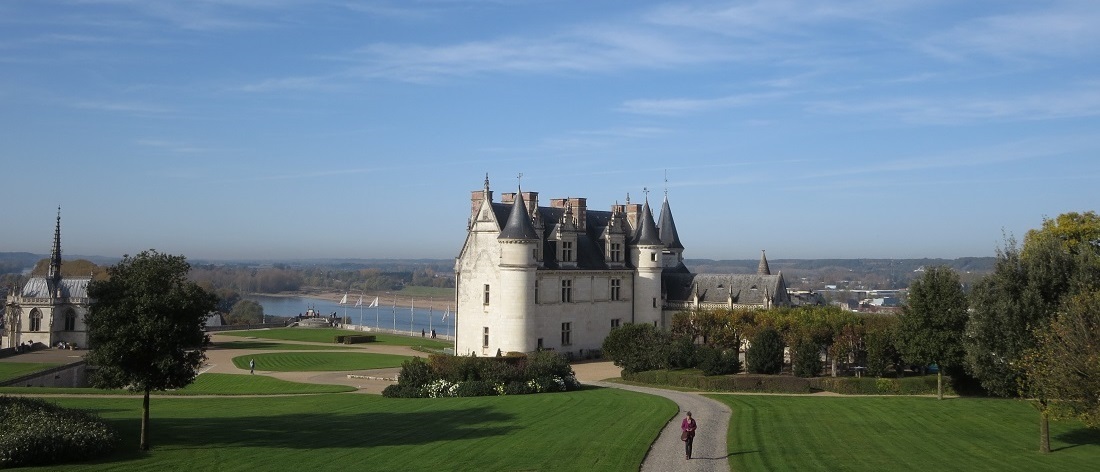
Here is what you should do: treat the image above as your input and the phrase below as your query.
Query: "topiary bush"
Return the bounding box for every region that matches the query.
[791,338,823,378]
[0,396,119,468]
[697,346,741,376]
[746,327,784,374]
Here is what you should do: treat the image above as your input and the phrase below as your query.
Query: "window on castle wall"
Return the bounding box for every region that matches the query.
[29,310,42,331]
[610,278,621,301]
[562,241,573,262]
[64,310,76,331]
[561,279,573,303]
[611,318,621,329]
[483,284,490,305]
[483,327,489,348]
[652,297,657,308]
[534,281,539,304]
[609,242,622,262]
[651,252,657,262]
[561,322,572,346]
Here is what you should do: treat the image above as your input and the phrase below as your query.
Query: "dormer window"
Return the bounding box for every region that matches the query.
[561,241,574,262]
[609,242,622,262]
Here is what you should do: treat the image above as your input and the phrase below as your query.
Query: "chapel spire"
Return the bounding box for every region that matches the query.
[48,206,62,283]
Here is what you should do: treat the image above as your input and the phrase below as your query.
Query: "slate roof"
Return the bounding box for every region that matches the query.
[20,277,90,299]
[632,200,662,246]
[497,190,539,240]
[490,202,631,271]
[664,273,790,306]
[657,197,684,249]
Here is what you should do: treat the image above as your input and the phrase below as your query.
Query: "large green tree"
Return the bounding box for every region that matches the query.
[85,250,217,450]
[966,213,1100,397]
[1021,290,1100,453]
[601,323,671,374]
[226,299,264,325]
[897,265,968,400]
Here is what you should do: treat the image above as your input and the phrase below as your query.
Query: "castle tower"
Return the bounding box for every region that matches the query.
[48,207,63,287]
[494,186,539,353]
[630,194,664,326]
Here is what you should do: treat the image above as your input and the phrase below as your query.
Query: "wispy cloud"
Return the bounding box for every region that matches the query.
[71,99,173,115]
[619,91,790,116]
[135,139,208,154]
[919,1,1100,61]
[809,83,1100,124]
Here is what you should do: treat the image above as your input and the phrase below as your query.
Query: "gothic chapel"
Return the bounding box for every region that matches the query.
[4,210,91,349]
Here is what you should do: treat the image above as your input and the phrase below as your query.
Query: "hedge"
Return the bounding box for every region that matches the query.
[383,351,580,398]
[624,370,953,396]
[0,396,118,468]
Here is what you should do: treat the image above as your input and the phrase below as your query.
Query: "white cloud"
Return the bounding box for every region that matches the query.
[919,2,1100,61]
[619,91,789,116]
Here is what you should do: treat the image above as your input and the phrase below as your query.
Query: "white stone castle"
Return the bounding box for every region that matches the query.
[454,176,790,357]
[4,209,91,349]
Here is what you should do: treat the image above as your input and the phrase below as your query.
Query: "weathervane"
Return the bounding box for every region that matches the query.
[517,172,523,188]
[664,169,669,198]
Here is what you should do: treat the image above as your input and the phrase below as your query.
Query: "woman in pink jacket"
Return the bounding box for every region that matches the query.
[681,411,697,459]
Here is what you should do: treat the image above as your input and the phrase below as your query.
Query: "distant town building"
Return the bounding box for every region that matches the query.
[4,209,91,349]
[454,176,790,357]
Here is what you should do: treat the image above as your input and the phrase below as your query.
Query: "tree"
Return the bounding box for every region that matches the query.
[601,323,671,374]
[226,299,264,325]
[1021,290,1100,453]
[897,265,968,399]
[966,214,1100,397]
[746,327,784,375]
[85,250,217,451]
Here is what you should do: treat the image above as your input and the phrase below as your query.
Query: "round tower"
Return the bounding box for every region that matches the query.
[496,187,540,353]
[630,196,664,327]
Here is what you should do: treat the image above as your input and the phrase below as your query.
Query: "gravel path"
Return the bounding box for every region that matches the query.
[590,381,732,472]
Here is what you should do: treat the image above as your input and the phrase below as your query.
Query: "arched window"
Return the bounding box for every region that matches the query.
[29,309,42,332]
[64,309,77,331]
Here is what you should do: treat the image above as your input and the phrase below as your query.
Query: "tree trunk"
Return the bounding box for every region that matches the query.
[937,370,943,400]
[831,356,837,377]
[140,388,150,451]
[1040,410,1050,453]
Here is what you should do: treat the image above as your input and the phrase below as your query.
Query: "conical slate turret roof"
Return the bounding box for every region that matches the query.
[632,198,662,246]
[757,250,771,275]
[498,188,539,240]
[657,196,683,250]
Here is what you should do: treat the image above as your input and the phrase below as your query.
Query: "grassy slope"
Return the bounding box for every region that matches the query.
[716,395,1100,471]
[221,328,452,350]
[231,352,411,371]
[0,373,353,396]
[0,362,61,382]
[36,387,675,472]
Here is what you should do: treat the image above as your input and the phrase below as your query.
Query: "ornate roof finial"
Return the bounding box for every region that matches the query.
[517,172,523,188]
[664,169,669,198]
[642,187,650,201]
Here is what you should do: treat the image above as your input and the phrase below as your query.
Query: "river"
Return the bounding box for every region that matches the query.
[246,294,455,338]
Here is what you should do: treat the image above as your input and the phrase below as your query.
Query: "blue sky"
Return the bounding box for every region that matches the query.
[1,0,1097,261]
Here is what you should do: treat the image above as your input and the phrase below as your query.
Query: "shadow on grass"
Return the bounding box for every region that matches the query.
[1053,427,1100,452]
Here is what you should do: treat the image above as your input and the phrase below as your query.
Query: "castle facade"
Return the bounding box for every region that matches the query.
[454,177,789,357]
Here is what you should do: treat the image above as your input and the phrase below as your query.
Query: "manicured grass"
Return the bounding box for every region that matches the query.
[211,340,348,351]
[34,386,675,471]
[715,394,1100,471]
[0,362,61,382]
[232,352,411,372]
[221,328,452,349]
[0,374,353,396]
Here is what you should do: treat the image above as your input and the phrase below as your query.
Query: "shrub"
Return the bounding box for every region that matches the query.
[453,380,499,397]
[0,396,119,468]
[381,384,422,398]
[524,350,574,380]
[394,357,434,390]
[746,327,784,374]
[667,336,698,369]
[503,381,534,395]
[602,323,670,374]
[697,346,740,376]
[791,338,823,378]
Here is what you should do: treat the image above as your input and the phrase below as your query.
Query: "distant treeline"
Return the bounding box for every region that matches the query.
[687,257,996,290]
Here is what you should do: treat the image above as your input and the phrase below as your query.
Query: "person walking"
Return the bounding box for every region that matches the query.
[249,358,256,374]
[681,411,697,460]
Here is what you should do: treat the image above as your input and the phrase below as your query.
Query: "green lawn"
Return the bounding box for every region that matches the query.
[34,386,674,471]
[221,328,452,349]
[0,362,61,382]
[0,373,353,396]
[211,340,349,351]
[232,352,411,372]
[716,394,1100,471]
